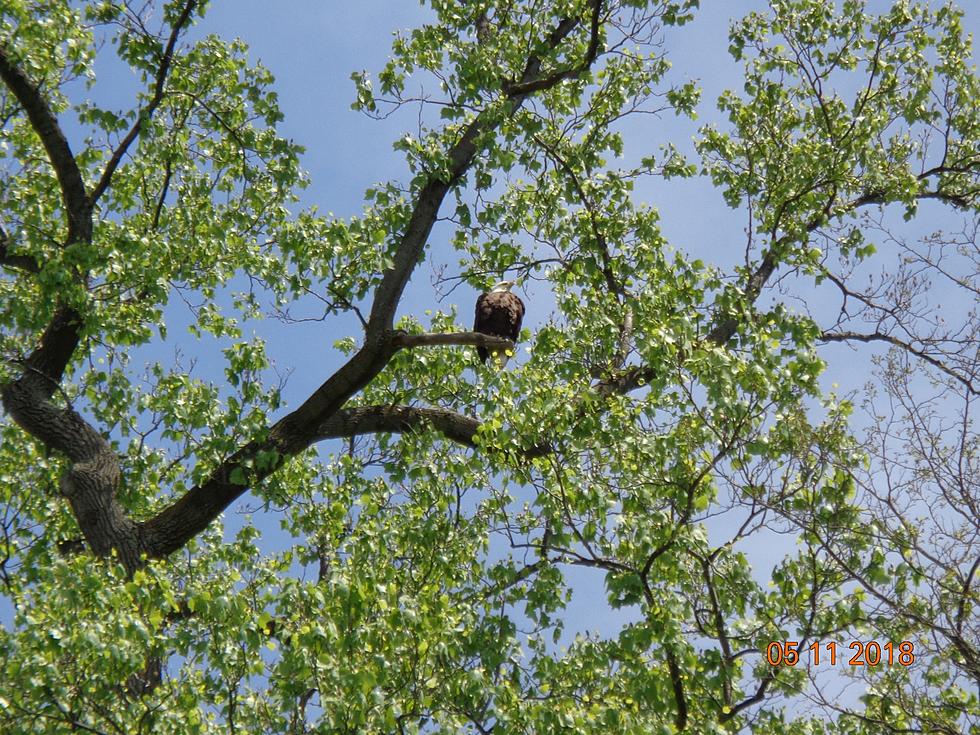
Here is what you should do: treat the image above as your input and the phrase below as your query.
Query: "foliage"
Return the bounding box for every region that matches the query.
[0,1,977,733]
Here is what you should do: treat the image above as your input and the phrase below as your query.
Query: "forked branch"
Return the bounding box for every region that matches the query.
[89,0,200,205]
[138,4,610,560]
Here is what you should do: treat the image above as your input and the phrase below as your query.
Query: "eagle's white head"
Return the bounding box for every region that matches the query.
[490,279,516,293]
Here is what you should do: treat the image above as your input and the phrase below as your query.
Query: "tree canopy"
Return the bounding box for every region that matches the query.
[0,1,977,733]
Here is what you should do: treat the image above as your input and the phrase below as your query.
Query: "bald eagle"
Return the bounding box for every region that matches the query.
[474,280,525,366]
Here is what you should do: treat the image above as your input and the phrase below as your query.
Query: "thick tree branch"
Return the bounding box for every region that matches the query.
[364,140,475,335]
[0,43,95,389]
[0,10,204,572]
[5,307,82,402]
[0,45,90,243]
[316,403,556,459]
[2,317,135,568]
[0,42,136,568]
[89,0,199,206]
[360,1,598,339]
[362,0,598,338]
[313,405,481,448]
[667,650,688,731]
[502,0,603,96]
[391,331,514,351]
[138,6,605,559]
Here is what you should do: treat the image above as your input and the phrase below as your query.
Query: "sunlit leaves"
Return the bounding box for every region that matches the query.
[1,0,978,733]
[701,0,979,242]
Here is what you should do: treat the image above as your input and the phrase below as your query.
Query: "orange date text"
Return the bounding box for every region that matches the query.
[764,640,915,667]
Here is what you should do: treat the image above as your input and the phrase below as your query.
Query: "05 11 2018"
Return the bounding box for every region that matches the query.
[764,640,916,667]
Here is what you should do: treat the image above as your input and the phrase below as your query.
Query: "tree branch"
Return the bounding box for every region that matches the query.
[719,672,775,724]
[0,44,137,568]
[819,330,977,395]
[5,306,83,401]
[313,405,481,448]
[0,44,90,243]
[1,321,135,568]
[89,0,200,206]
[137,7,606,559]
[594,177,979,397]
[391,331,514,351]
[667,650,688,731]
[502,0,603,97]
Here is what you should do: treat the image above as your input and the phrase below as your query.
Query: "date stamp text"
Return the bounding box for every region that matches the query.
[764,640,915,667]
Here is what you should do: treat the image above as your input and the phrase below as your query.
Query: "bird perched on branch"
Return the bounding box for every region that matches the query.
[474,280,524,367]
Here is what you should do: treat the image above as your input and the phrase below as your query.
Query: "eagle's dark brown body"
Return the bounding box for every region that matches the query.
[474,284,525,364]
